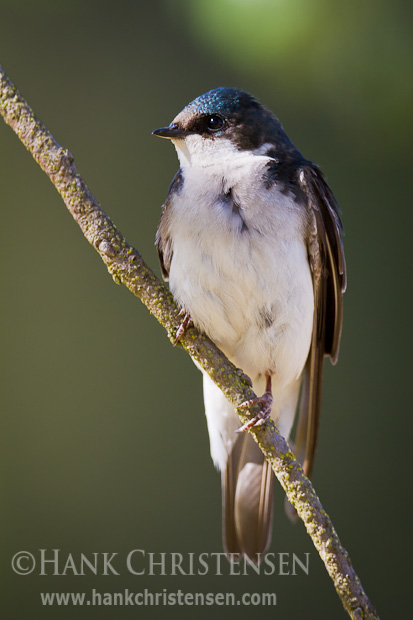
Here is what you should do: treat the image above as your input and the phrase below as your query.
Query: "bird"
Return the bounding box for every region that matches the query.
[152,87,346,564]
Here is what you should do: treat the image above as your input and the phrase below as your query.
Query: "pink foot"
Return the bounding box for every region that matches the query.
[174,309,192,345]
[236,374,273,433]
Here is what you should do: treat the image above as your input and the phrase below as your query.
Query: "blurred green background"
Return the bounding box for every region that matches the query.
[1,0,411,617]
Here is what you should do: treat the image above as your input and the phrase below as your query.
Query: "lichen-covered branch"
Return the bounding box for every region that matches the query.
[0,65,378,620]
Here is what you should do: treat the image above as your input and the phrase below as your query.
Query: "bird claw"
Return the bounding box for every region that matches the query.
[174,310,192,345]
[235,376,273,433]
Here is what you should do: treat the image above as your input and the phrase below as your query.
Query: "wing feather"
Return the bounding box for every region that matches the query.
[156,169,183,280]
[294,164,346,479]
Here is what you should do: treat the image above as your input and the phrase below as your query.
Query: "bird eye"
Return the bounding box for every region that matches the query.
[206,115,225,131]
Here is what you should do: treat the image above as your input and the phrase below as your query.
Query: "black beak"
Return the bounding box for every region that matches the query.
[152,123,190,139]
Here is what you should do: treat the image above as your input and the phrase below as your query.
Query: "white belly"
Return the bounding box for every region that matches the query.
[167,163,314,396]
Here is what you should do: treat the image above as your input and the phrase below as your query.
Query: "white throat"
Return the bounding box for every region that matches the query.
[172,135,273,170]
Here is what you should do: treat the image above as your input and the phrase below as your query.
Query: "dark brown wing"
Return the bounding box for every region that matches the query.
[156,169,183,280]
[294,163,346,479]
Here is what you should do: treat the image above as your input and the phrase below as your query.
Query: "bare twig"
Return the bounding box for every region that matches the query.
[0,65,379,620]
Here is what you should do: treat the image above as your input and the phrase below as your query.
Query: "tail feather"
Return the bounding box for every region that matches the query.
[222,434,273,564]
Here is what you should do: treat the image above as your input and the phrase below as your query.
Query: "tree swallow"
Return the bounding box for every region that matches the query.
[152,88,346,564]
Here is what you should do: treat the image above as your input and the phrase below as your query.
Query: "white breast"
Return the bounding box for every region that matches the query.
[167,136,314,398]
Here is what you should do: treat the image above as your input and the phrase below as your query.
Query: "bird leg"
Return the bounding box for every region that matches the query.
[174,309,192,346]
[235,374,273,433]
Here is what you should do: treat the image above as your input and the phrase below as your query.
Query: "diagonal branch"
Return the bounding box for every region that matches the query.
[0,65,379,620]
